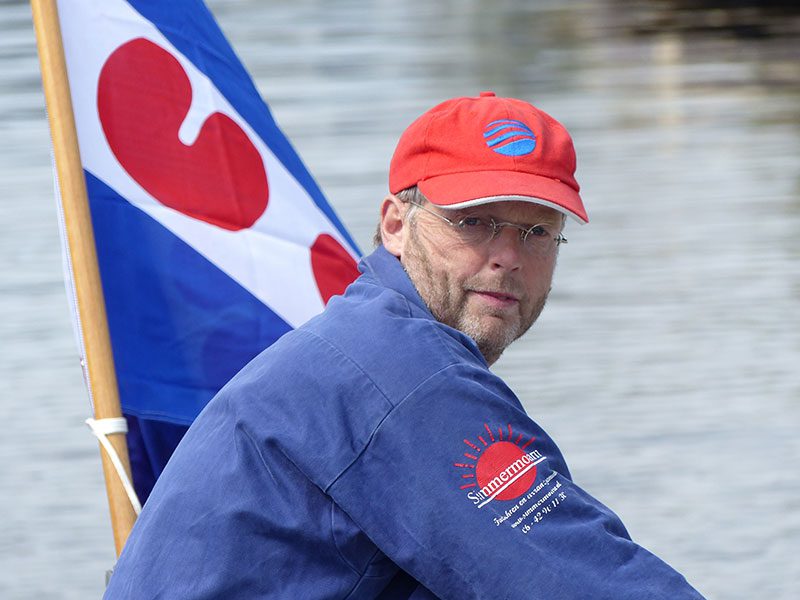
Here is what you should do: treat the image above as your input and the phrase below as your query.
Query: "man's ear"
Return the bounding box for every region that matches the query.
[380,194,407,258]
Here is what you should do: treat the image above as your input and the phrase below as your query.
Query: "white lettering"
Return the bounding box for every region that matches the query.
[476,451,545,508]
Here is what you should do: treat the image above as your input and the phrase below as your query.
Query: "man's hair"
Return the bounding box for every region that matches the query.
[373,186,424,247]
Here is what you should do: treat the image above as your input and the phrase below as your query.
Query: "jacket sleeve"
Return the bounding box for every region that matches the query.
[326,363,705,600]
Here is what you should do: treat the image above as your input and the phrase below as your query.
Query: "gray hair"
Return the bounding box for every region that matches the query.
[373,186,425,247]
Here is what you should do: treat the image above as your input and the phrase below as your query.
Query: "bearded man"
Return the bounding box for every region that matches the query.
[105,92,705,599]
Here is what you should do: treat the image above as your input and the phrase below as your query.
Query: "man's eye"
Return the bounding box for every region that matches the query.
[527,225,550,238]
[458,217,485,228]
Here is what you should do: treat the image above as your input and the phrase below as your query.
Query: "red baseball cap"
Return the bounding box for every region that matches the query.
[389,91,587,223]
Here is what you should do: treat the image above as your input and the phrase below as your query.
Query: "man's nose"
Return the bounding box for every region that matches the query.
[488,226,524,271]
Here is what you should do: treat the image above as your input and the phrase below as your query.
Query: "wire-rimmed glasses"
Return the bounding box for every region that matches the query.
[409,201,567,256]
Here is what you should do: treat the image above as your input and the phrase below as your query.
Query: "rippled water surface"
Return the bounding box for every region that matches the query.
[1,0,798,598]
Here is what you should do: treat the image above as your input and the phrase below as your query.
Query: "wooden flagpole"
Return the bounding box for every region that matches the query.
[31,0,137,556]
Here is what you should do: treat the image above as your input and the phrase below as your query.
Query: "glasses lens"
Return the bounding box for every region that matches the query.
[455,216,494,245]
[521,224,561,255]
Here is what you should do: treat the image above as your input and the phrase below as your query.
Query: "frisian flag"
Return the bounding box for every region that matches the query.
[56,0,361,502]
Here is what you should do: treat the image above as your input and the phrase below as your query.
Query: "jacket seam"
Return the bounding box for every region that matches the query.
[341,547,388,600]
[292,328,396,412]
[325,361,462,494]
[237,406,369,583]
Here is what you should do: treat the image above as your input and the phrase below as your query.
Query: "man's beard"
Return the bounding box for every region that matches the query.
[402,227,548,365]
[455,292,547,365]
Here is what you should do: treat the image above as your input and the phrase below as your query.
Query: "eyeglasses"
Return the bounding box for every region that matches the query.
[409,201,567,255]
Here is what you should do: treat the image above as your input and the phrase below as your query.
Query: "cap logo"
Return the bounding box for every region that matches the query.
[483,119,537,156]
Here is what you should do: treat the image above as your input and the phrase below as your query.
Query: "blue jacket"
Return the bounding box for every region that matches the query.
[105,246,704,599]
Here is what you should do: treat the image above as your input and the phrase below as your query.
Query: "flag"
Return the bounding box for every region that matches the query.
[55,0,361,502]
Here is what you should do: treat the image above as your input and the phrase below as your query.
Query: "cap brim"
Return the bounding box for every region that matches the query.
[417,170,588,224]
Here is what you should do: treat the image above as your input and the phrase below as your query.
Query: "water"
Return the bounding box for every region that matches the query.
[1,0,798,597]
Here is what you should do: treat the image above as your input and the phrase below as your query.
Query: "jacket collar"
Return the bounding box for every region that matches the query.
[358,245,487,366]
[358,245,431,315]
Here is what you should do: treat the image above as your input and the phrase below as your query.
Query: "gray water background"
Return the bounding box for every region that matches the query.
[1,0,798,597]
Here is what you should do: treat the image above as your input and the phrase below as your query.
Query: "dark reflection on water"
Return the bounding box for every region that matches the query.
[620,0,800,37]
[0,0,797,598]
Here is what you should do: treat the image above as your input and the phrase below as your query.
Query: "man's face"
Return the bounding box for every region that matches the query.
[399,200,562,365]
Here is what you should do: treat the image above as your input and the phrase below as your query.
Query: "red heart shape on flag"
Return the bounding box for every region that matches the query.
[311,234,360,305]
[98,38,268,231]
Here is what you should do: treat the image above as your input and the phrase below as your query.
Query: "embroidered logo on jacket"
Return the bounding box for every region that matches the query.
[455,423,566,534]
[455,423,543,507]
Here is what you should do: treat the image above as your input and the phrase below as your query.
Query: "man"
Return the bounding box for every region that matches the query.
[105,92,705,598]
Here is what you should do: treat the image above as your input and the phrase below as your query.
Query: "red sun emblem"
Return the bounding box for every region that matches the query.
[455,423,541,505]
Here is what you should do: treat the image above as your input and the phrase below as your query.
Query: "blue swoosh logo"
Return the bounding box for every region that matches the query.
[483,119,536,156]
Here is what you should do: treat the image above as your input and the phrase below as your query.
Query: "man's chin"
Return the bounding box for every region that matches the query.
[458,316,521,363]
[471,311,520,336]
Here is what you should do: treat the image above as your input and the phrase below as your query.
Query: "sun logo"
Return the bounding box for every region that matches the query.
[455,423,545,508]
